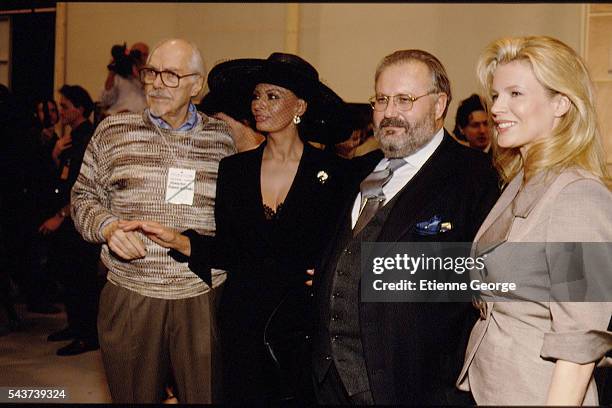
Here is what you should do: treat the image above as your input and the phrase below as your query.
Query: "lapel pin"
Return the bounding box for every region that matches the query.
[317,170,329,184]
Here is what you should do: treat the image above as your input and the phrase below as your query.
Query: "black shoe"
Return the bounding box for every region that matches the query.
[28,303,61,314]
[56,339,100,356]
[47,327,75,342]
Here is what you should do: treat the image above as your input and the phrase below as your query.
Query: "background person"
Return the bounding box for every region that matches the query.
[99,42,147,116]
[331,103,378,159]
[21,98,62,314]
[453,93,491,152]
[45,85,102,357]
[0,84,27,335]
[457,35,612,406]
[0,85,30,319]
[129,42,150,68]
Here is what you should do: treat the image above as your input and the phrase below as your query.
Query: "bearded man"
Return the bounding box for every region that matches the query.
[311,49,500,405]
[71,38,235,403]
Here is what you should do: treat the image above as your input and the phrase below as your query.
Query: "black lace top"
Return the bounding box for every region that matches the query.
[263,201,284,221]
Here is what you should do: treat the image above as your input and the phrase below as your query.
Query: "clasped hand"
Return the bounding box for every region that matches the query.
[108,219,314,288]
[103,220,187,261]
[102,220,147,261]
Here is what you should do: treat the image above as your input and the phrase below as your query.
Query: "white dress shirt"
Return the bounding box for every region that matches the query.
[351,128,444,228]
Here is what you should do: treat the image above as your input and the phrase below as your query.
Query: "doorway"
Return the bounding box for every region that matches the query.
[6,8,56,112]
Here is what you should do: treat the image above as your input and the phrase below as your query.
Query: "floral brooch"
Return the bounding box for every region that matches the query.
[317,170,329,184]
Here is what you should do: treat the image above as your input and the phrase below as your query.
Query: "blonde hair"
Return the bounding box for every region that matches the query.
[477,36,610,189]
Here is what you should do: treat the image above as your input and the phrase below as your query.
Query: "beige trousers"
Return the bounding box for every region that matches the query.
[97,281,222,403]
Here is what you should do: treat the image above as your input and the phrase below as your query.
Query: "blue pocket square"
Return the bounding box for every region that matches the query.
[415,215,452,236]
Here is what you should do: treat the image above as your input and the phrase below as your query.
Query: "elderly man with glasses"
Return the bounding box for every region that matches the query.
[311,49,500,405]
[71,38,235,404]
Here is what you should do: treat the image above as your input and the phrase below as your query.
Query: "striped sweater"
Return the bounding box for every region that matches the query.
[71,111,236,299]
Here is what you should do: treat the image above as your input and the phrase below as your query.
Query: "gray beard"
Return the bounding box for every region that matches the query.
[374,112,437,158]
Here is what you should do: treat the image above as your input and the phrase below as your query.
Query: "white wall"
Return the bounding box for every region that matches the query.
[63,2,584,131]
[65,2,287,101]
[299,3,584,126]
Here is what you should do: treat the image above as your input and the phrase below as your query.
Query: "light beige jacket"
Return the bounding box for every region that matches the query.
[457,167,612,405]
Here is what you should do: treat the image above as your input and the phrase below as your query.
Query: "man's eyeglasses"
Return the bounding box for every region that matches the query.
[369,91,437,112]
[139,68,200,88]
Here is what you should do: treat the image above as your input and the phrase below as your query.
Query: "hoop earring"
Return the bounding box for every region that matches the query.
[293,115,301,125]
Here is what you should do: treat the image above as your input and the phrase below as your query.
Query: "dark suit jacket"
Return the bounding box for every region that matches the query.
[187,142,382,287]
[59,120,94,212]
[313,131,500,405]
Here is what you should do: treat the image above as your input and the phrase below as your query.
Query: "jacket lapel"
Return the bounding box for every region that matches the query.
[316,149,383,286]
[475,170,555,255]
[377,132,456,243]
[511,170,553,219]
[474,172,522,255]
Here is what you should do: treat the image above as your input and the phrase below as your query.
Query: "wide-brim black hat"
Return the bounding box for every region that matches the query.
[203,53,353,145]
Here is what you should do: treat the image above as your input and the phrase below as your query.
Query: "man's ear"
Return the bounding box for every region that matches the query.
[191,76,205,98]
[553,93,571,118]
[434,93,448,121]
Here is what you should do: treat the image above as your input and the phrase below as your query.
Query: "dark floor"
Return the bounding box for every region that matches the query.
[0,304,111,404]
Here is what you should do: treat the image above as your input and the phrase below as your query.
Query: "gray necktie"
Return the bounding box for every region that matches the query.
[353,158,407,236]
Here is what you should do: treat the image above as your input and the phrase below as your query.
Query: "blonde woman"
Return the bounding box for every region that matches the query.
[457,36,612,405]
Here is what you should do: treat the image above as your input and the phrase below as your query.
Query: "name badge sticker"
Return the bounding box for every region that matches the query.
[165,167,196,205]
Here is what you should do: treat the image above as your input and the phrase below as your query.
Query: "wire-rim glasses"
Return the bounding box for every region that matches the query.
[369,91,437,112]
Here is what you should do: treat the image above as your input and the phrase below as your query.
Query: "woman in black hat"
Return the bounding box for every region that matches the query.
[123,53,381,403]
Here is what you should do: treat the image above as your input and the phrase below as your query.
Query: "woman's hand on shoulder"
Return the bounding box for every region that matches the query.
[213,112,264,152]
